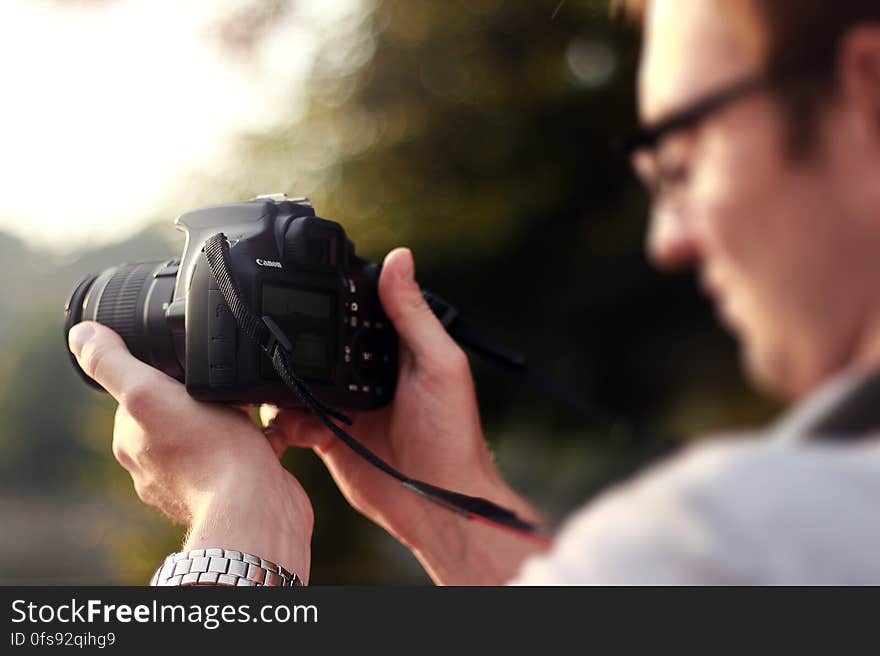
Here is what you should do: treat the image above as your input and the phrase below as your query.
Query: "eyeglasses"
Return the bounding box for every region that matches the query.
[625,71,778,201]
[625,71,776,157]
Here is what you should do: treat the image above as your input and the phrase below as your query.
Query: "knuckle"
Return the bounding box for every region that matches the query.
[120,382,157,424]
[111,435,134,470]
[437,346,470,376]
[389,286,430,325]
[406,290,429,315]
[112,409,161,469]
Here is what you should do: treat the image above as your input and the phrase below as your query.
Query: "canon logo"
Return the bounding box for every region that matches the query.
[255,258,283,269]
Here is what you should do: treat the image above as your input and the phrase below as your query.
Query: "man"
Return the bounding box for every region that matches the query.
[67,0,880,584]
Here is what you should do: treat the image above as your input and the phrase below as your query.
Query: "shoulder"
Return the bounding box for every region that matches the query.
[513,435,880,584]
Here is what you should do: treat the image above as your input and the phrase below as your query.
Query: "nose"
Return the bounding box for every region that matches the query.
[646,205,701,271]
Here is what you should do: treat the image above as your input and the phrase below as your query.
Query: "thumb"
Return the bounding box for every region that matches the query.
[378,248,459,363]
[68,321,168,402]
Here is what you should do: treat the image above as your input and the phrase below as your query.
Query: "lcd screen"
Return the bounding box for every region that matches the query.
[261,284,337,382]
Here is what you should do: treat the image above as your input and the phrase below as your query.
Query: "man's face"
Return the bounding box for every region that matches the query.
[635,0,880,400]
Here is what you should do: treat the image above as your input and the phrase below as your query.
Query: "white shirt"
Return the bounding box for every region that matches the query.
[512,373,880,585]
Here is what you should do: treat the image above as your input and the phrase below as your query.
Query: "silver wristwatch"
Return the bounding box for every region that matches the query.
[150,548,302,586]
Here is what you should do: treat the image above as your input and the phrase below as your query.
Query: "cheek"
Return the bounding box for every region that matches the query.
[694,120,840,300]
[694,96,843,295]
[687,113,859,396]
[688,121,794,330]
[691,113,791,261]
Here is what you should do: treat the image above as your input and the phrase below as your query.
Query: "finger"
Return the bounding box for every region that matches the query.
[262,405,330,451]
[263,426,288,459]
[68,321,172,404]
[378,248,460,363]
[260,404,322,431]
[233,404,257,423]
[260,405,286,457]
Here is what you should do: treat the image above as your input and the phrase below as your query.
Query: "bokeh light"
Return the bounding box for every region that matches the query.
[0,0,368,251]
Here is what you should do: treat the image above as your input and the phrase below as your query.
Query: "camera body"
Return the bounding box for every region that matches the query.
[66,195,397,410]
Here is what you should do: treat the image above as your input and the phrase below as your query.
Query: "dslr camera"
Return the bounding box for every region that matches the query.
[64,194,397,410]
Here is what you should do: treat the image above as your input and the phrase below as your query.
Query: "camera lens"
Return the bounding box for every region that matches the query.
[63,260,184,390]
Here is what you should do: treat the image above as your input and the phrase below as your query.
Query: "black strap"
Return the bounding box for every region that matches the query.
[422,290,638,437]
[203,233,551,543]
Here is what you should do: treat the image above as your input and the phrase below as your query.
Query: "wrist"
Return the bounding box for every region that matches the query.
[400,479,547,585]
[184,466,312,584]
[409,487,548,585]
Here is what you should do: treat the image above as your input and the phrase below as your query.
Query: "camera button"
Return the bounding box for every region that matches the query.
[353,332,383,384]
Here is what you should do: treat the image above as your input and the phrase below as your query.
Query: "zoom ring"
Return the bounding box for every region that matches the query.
[95,262,157,347]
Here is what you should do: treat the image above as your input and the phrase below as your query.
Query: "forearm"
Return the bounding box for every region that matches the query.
[407,485,549,585]
[183,469,312,584]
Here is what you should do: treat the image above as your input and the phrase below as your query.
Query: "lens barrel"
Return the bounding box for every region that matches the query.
[63,260,184,390]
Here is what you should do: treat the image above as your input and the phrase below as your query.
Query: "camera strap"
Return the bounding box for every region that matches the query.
[203,233,552,544]
[422,291,636,436]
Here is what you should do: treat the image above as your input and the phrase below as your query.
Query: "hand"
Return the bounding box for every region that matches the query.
[261,248,546,584]
[68,322,313,582]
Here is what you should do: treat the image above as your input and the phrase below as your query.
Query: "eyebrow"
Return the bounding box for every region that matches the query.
[625,73,771,156]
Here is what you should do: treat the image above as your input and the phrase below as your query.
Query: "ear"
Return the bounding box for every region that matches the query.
[838,27,880,150]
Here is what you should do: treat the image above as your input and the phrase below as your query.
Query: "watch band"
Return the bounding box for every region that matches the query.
[150,548,302,587]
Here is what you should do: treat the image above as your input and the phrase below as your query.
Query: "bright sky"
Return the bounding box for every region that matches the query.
[0,0,365,252]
